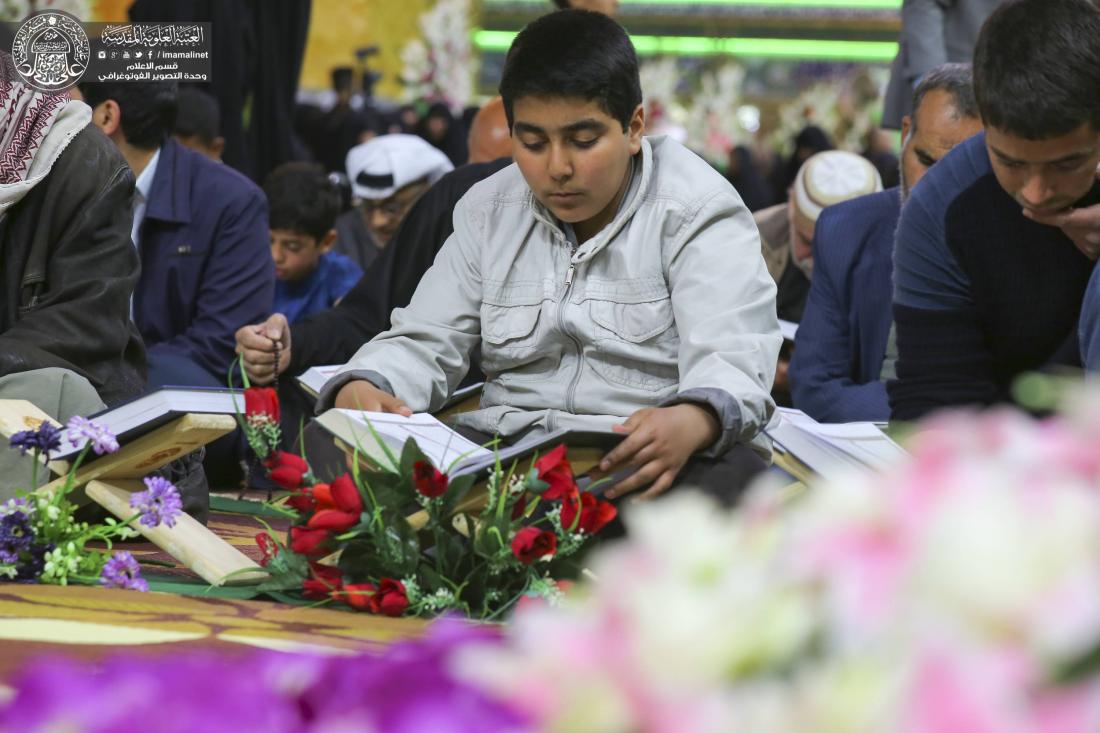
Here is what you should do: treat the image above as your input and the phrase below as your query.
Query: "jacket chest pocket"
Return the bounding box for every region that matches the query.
[589,297,675,344]
[480,301,553,378]
[585,290,680,390]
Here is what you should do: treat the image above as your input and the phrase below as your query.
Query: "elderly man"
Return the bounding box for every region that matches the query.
[752,150,882,401]
[332,134,453,271]
[790,64,983,422]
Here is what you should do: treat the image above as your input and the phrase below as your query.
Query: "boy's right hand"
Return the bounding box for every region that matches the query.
[335,380,413,416]
[235,314,291,385]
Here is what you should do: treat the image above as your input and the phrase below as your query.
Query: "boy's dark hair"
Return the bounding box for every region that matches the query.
[499,9,641,132]
[79,82,178,150]
[263,162,341,242]
[973,0,1100,140]
[174,87,220,145]
[909,63,978,136]
[550,0,570,7]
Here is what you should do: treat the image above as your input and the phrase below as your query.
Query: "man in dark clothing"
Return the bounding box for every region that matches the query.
[889,0,1100,421]
[790,64,982,423]
[0,53,143,500]
[81,81,274,389]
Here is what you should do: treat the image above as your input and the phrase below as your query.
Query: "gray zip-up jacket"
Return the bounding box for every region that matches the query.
[321,136,781,457]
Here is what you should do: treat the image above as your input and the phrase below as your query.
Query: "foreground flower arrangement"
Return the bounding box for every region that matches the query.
[8,383,1100,731]
[1,418,182,590]
[239,385,616,620]
[465,391,1100,731]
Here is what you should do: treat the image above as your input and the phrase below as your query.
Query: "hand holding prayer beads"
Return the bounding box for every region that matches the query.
[234,314,291,385]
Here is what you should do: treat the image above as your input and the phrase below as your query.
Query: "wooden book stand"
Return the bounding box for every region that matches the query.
[0,400,265,586]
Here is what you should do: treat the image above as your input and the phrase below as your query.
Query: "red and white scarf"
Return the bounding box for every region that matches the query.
[0,51,90,213]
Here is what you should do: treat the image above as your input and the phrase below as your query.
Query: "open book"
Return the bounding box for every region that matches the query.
[764,407,906,482]
[57,387,243,460]
[315,408,622,479]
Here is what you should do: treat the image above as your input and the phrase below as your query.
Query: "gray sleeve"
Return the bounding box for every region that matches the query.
[314,369,395,414]
[659,387,743,459]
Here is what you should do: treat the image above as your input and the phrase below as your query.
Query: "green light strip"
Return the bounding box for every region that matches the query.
[474,30,898,62]
[484,0,902,8]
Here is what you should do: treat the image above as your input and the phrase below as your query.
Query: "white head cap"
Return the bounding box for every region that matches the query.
[345,134,454,200]
[793,150,883,223]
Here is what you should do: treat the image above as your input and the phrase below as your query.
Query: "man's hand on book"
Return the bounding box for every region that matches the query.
[235,314,291,385]
[334,380,413,417]
[592,404,720,502]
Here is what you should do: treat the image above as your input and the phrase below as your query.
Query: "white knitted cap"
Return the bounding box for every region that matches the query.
[345,134,454,200]
[793,150,883,222]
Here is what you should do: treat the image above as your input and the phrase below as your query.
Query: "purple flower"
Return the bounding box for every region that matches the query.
[130,476,183,529]
[0,512,34,564]
[9,422,62,457]
[65,415,119,455]
[100,551,148,592]
[14,541,52,582]
[0,497,32,517]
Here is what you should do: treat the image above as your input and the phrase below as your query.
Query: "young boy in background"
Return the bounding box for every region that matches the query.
[266,163,363,324]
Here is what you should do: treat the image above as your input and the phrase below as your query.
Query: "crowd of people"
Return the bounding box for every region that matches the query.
[0,0,1098,519]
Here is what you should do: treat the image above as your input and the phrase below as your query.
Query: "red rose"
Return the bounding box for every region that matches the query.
[306,474,362,532]
[302,563,342,599]
[329,474,363,514]
[289,526,330,556]
[561,491,617,535]
[266,451,309,490]
[244,386,280,423]
[413,461,448,498]
[255,532,278,566]
[534,444,576,501]
[339,582,377,611]
[285,488,315,515]
[511,527,557,564]
[372,578,409,617]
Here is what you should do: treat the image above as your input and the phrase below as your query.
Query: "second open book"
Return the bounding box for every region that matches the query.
[315,409,623,479]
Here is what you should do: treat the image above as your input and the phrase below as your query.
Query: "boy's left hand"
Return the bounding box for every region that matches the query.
[591,404,720,502]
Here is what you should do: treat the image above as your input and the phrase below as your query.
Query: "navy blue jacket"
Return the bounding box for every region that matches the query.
[134,138,273,380]
[790,188,900,422]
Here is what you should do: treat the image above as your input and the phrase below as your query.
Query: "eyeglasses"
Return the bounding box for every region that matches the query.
[359,183,429,221]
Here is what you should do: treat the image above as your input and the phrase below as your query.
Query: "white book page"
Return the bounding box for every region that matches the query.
[335,409,492,469]
[778,319,799,342]
[767,408,906,480]
[296,365,343,396]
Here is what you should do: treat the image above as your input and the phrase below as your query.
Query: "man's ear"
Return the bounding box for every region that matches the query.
[210,136,226,160]
[319,229,338,254]
[900,115,912,146]
[627,103,645,154]
[91,99,123,139]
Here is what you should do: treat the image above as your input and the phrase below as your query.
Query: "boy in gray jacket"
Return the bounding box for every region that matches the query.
[320,10,781,502]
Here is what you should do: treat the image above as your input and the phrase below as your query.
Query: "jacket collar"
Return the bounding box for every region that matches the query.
[143,137,193,224]
[528,136,655,265]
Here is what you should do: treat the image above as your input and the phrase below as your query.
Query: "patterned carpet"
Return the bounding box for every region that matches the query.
[0,492,427,681]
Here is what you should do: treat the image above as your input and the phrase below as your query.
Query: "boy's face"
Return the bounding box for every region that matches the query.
[512,95,644,238]
[986,122,1100,217]
[271,229,331,283]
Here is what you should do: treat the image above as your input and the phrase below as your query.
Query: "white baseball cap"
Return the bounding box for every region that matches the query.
[793,150,883,223]
[345,134,454,200]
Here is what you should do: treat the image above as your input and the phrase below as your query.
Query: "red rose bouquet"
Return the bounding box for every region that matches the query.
[236,384,615,620]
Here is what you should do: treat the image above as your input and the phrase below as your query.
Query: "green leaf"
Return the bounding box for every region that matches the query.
[440,473,477,518]
[399,437,431,476]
